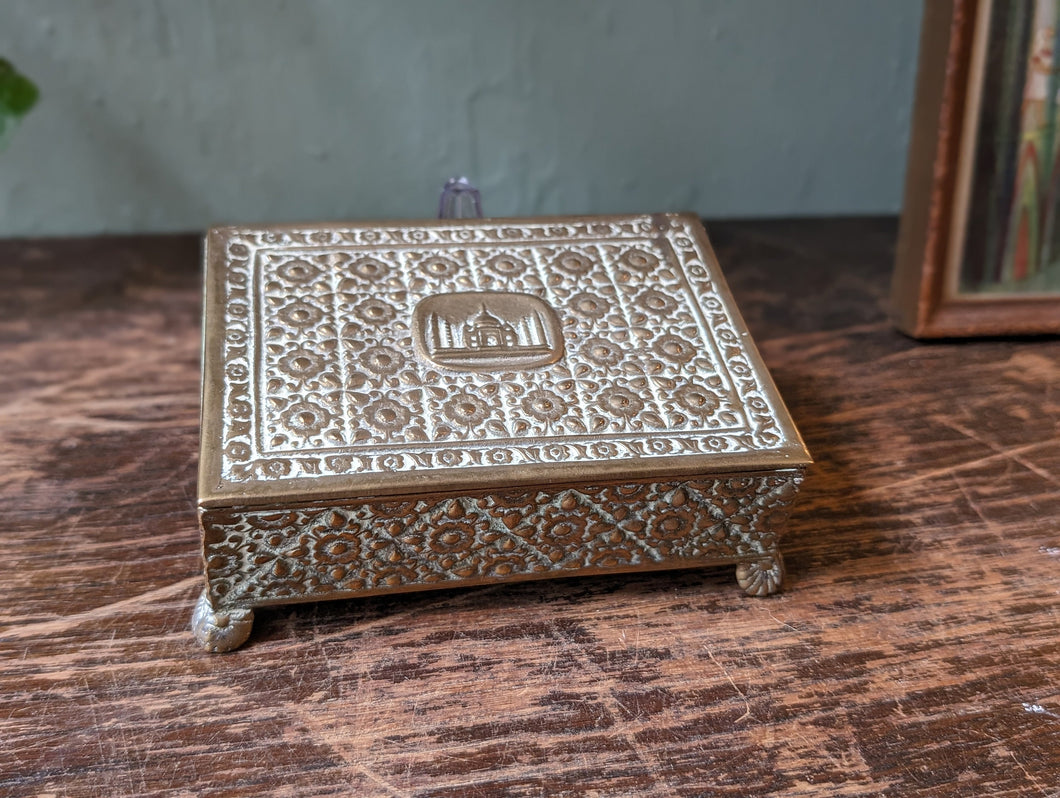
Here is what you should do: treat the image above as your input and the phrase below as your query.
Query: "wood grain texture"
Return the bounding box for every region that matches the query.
[2,219,1058,797]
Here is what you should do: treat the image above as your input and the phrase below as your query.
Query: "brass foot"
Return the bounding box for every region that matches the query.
[191,589,254,653]
[736,553,785,597]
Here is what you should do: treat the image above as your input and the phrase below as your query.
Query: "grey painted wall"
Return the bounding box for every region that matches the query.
[0,1,922,236]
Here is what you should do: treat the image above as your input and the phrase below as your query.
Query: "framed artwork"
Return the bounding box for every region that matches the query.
[893,0,1060,337]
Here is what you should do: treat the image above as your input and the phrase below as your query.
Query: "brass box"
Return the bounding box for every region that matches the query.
[193,213,810,651]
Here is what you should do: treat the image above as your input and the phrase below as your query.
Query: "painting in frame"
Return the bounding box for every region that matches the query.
[893,0,1060,337]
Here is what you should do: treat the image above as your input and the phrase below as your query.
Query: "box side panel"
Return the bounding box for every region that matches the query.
[201,469,804,610]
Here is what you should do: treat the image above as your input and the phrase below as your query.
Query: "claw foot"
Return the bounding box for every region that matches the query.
[736,553,785,597]
[192,589,254,653]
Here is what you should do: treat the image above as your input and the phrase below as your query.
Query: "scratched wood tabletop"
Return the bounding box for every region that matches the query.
[1,219,1057,797]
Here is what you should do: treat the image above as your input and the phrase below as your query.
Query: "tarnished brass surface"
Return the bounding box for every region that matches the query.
[194,213,810,651]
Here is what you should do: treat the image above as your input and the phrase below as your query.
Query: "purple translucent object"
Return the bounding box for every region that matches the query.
[438,176,484,219]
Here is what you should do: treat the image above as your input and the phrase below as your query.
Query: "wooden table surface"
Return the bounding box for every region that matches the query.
[1,219,1057,797]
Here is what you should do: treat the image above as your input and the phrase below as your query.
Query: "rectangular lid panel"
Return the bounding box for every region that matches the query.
[200,213,808,506]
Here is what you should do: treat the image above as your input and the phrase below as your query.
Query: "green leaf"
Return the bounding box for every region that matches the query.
[0,58,39,118]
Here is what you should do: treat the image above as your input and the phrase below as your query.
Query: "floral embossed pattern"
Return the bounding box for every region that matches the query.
[215,215,787,483]
[202,473,801,606]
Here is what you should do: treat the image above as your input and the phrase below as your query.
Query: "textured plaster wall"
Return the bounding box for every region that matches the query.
[0,0,922,236]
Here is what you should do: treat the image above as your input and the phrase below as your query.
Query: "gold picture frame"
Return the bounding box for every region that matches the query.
[893,0,1060,337]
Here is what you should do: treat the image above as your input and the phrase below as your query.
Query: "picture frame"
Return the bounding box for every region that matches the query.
[893,0,1060,337]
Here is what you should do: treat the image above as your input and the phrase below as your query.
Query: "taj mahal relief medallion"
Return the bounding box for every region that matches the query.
[193,213,811,652]
[413,292,564,372]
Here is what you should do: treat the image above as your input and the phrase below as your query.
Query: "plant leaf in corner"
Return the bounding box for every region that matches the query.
[0,58,39,118]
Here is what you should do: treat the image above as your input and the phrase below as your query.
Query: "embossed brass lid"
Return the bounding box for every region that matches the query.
[199,213,809,509]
